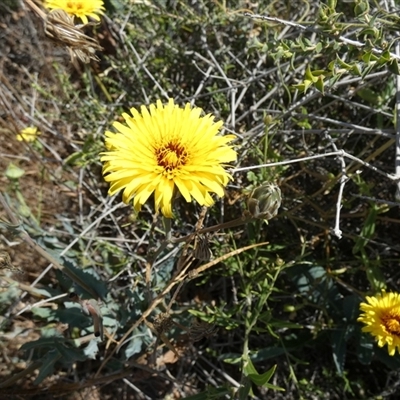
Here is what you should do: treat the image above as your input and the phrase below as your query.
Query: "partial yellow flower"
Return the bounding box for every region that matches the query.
[44,0,105,24]
[358,290,400,356]
[16,127,41,142]
[101,99,237,218]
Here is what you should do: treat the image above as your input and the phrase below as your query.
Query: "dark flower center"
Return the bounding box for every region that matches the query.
[156,142,188,171]
[67,1,83,10]
[383,311,400,336]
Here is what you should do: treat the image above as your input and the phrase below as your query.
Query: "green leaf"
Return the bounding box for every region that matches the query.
[342,294,360,322]
[248,364,276,386]
[0,284,21,307]
[54,342,87,363]
[268,319,303,330]
[5,163,25,180]
[354,0,370,16]
[57,303,91,327]
[305,65,318,83]
[377,49,391,65]
[331,328,347,375]
[33,349,62,385]
[20,337,66,352]
[60,256,108,300]
[388,58,400,75]
[375,346,400,369]
[32,305,91,330]
[238,376,253,400]
[31,307,53,319]
[362,51,378,63]
[220,353,242,364]
[315,76,325,94]
[83,339,100,360]
[357,334,374,365]
[328,0,337,8]
[356,87,379,104]
[243,356,258,376]
[353,205,377,254]
[250,347,287,362]
[335,56,353,70]
[182,387,231,400]
[125,332,145,359]
[365,264,386,292]
[293,79,314,93]
[350,63,362,75]
[289,264,332,297]
[263,382,286,391]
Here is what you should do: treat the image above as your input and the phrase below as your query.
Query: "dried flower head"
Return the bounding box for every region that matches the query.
[153,312,173,335]
[44,8,103,63]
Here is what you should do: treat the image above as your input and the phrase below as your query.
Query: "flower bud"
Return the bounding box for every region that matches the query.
[247,182,282,220]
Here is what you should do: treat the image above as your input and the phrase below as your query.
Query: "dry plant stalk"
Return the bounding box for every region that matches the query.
[24,0,103,63]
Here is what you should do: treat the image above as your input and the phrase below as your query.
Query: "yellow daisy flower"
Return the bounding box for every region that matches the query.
[16,126,41,142]
[44,0,105,24]
[101,99,237,218]
[358,290,400,356]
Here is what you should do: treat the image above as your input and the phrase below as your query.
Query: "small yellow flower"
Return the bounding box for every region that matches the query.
[358,290,400,356]
[101,99,237,218]
[44,0,105,24]
[16,127,41,142]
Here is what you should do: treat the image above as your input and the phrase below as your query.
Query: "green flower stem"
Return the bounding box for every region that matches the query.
[241,264,282,386]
